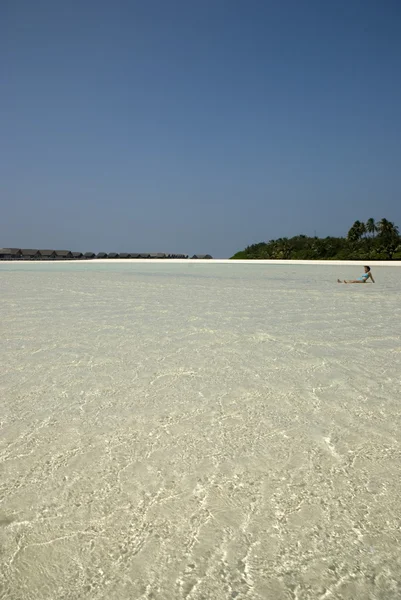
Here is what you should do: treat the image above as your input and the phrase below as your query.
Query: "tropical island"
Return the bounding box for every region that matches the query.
[231,218,401,261]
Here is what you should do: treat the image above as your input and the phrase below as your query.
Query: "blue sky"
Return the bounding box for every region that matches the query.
[2,0,401,257]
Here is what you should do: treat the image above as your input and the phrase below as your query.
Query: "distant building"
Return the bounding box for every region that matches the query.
[0,248,22,260]
[21,249,40,259]
[39,249,56,259]
[54,250,73,259]
[0,247,193,260]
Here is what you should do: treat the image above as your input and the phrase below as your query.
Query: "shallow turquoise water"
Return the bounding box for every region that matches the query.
[1,263,400,599]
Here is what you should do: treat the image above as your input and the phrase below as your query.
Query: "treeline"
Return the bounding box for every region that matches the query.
[231,218,401,260]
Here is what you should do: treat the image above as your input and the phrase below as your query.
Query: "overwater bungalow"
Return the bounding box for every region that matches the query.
[0,248,22,260]
[0,247,197,261]
[21,249,40,259]
[39,249,56,259]
[54,250,72,259]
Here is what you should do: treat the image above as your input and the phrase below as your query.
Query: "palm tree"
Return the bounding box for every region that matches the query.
[377,218,400,259]
[348,221,363,242]
[377,218,399,237]
[366,218,377,237]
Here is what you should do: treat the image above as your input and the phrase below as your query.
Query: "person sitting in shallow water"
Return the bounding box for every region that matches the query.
[338,265,375,284]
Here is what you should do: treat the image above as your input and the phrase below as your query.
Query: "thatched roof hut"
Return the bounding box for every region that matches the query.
[39,249,56,259]
[21,249,40,259]
[96,252,108,259]
[71,252,83,259]
[108,253,120,259]
[119,253,131,259]
[130,253,140,258]
[149,253,166,259]
[0,248,22,259]
[139,253,150,258]
[83,252,96,259]
[191,254,213,259]
[54,250,72,259]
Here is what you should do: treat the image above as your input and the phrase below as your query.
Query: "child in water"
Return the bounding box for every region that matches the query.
[338,265,375,284]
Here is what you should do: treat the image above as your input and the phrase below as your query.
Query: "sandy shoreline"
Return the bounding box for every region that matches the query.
[1,258,401,266]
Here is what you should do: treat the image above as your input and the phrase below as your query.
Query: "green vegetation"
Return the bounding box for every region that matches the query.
[231,218,401,260]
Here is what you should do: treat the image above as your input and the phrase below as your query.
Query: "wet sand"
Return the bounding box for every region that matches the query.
[1,263,400,599]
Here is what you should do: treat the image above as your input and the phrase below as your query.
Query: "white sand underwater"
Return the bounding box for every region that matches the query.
[1,262,400,600]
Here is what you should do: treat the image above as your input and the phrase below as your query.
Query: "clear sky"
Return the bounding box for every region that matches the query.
[2,0,401,257]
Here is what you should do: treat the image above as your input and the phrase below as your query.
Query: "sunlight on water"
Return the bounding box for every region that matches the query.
[1,263,400,599]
